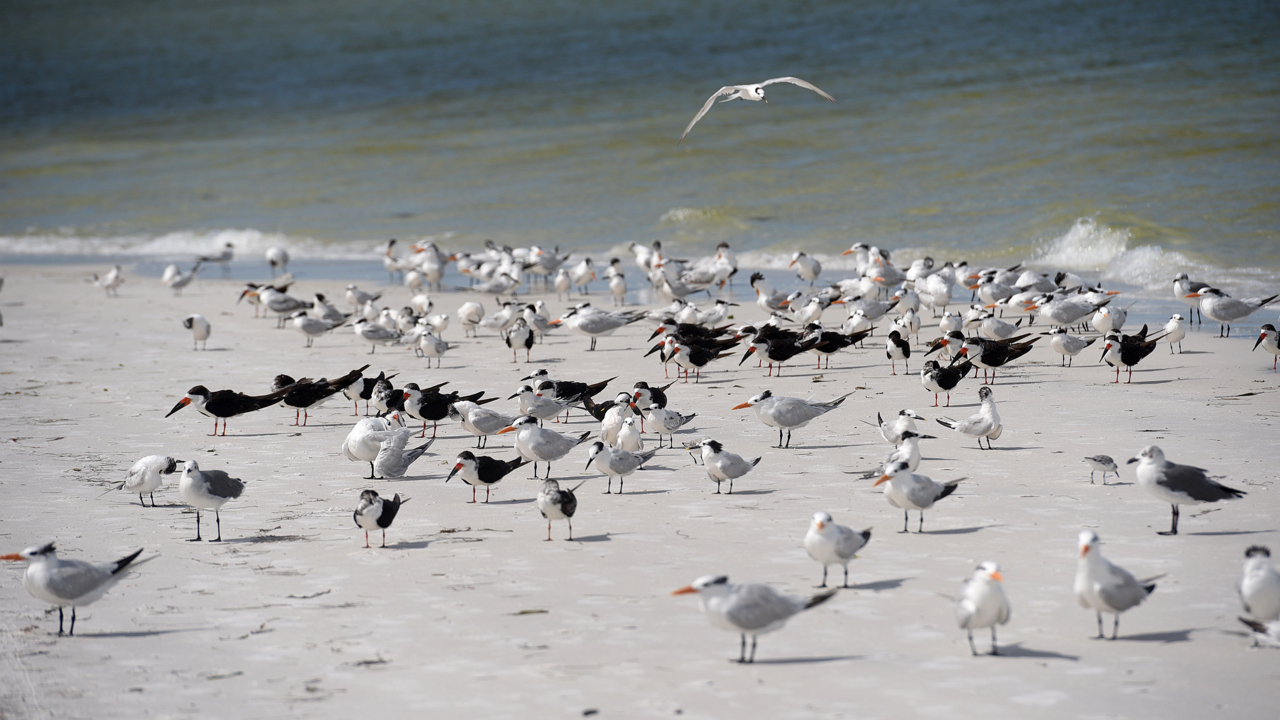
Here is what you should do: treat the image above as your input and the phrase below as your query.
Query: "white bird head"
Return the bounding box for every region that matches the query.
[672,574,731,596]
[972,561,1004,582]
[2,541,57,562]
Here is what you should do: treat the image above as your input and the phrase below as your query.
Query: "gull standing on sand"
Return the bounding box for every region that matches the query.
[536,478,585,541]
[1163,314,1186,353]
[2,542,151,636]
[1239,546,1280,623]
[1128,445,1245,535]
[1074,530,1159,640]
[874,461,964,533]
[956,561,1011,656]
[671,575,836,663]
[691,438,761,494]
[733,390,851,448]
[585,441,658,494]
[936,386,1002,450]
[182,314,211,350]
[804,512,871,588]
[1084,455,1119,484]
[178,460,244,542]
[353,490,407,548]
[678,77,837,143]
[121,455,180,507]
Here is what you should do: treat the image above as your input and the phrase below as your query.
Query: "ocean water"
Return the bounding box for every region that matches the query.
[2,0,1278,305]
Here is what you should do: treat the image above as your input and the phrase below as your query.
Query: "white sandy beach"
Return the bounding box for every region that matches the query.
[1,263,1277,720]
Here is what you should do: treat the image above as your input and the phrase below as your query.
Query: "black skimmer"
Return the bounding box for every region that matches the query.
[690,438,761,494]
[936,386,1002,450]
[537,478,586,540]
[956,562,1011,656]
[734,390,851,448]
[739,336,819,377]
[1084,455,1119,484]
[671,575,836,663]
[671,342,736,383]
[447,451,529,502]
[1128,445,1245,535]
[801,323,868,369]
[1075,531,1159,639]
[923,330,966,361]
[344,370,394,416]
[957,335,1038,384]
[885,330,911,375]
[166,384,293,436]
[874,461,963,533]
[1100,331,1162,383]
[920,359,971,407]
[178,460,244,542]
[354,490,408,548]
[2,542,151,636]
[277,364,370,425]
[1185,287,1278,337]
[121,455,181,507]
[804,511,870,588]
[403,383,480,438]
[1255,324,1279,370]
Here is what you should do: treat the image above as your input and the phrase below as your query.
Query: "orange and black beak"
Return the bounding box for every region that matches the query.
[165,397,191,418]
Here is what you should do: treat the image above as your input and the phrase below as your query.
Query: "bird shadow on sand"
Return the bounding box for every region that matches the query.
[483,498,535,505]
[1186,530,1274,537]
[383,540,433,550]
[992,643,1079,660]
[923,525,992,535]
[1095,481,1134,487]
[1116,628,1197,643]
[979,446,1039,452]
[791,444,858,451]
[76,627,204,639]
[846,577,911,593]
[609,489,670,496]
[571,533,616,543]
[723,489,775,496]
[748,654,864,665]
[1118,378,1180,386]
[221,534,313,544]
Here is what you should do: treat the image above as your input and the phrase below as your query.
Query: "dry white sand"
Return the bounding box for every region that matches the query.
[1,264,1277,719]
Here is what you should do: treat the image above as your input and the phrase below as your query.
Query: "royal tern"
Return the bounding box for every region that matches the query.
[2,542,151,636]
[354,490,408,548]
[537,478,585,540]
[166,261,201,295]
[1074,530,1159,639]
[120,455,180,507]
[499,415,591,478]
[1185,287,1278,337]
[1127,445,1245,535]
[178,460,244,542]
[936,386,1002,450]
[678,76,835,143]
[1238,617,1280,646]
[956,561,1011,656]
[874,461,963,533]
[447,451,528,503]
[166,384,292,436]
[1255,323,1279,370]
[804,512,871,588]
[585,441,657,494]
[352,317,401,354]
[733,390,850,448]
[672,575,836,663]
[789,251,822,285]
[749,272,791,314]
[1084,455,1119,484]
[550,307,641,351]
[1239,546,1280,623]
[197,242,234,276]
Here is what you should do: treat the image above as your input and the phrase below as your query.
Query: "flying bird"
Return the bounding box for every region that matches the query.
[679,77,837,143]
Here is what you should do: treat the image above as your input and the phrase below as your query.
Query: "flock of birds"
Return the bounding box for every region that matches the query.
[9,234,1280,664]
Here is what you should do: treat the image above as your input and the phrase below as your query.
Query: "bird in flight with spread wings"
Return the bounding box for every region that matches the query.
[679,76,837,143]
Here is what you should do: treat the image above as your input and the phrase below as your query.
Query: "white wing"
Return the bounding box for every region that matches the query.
[679,86,741,143]
[759,76,837,103]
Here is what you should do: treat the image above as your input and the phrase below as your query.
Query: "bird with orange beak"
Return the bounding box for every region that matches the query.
[672,575,836,663]
[956,561,1011,655]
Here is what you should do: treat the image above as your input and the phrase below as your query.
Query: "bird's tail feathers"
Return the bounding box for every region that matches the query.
[936,418,958,430]
[806,589,838,609]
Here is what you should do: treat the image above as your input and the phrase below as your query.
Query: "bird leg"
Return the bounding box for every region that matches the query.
[901,510,910,533]
[604,477,613,494]
[213,510,223,542]
[367,462,376,480]
[545,521,552,541]
[469,486,477,503]
[58,607,66,636]
[190,510,203,542]
[381,530,387,548]
[748,636,758,663]
[1159,504,1179,536]
[967,628,978,656]
[567,519,573,541]
[737,634,747,663]
[364,531,370,548]
[989,626,1000,655]
[1111,614,1120,640]
[818,566,828,588]
[842,566,850,588]
[919,512,925,533]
